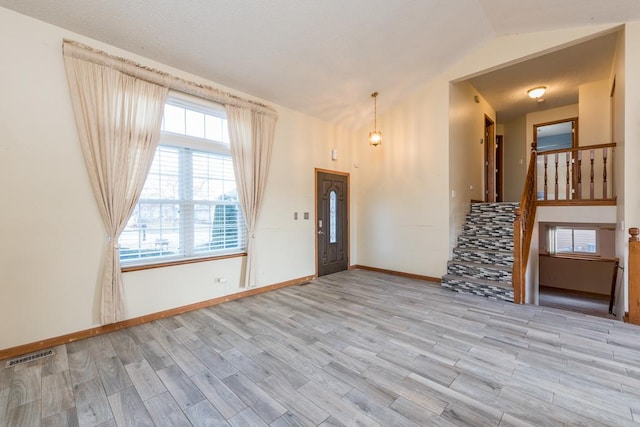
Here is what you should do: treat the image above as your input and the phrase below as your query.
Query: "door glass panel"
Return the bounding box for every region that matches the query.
[329,190,337,243]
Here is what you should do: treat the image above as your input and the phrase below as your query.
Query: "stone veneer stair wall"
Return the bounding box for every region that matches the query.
[442,202,519,302]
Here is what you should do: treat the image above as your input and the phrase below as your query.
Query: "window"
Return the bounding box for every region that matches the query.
[548,226,597,255]
[329,190,337,244]
[119,96,245,265]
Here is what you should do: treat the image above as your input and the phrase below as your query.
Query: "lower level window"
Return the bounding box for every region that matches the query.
[119,97,246,265]
[549,226,597,255]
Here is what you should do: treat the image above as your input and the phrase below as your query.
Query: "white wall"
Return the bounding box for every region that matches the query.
[0,7,360,350]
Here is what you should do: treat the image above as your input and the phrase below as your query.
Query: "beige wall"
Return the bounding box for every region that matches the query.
[623,23,640,316]
[539,256,617,295]
[579,79,612,146]
[354,75,451,276]
[502,115,527,202]
[0,7,360,350]
[448,81,495,253]
[613,29,626,318]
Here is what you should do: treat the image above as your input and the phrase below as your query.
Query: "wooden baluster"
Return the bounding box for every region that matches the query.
[590,149,595,199]
[603,147,608,199]
[577,151,582,199]
[543,154,548,201]
[565,153,570,200]
[554,153,559,200]
[629,227,640,324]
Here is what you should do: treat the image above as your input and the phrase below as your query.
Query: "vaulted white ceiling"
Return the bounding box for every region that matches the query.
[2,0,640,128]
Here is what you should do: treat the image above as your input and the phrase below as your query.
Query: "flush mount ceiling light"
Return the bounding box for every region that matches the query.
[368,92,382,147]
[527,86,546,99]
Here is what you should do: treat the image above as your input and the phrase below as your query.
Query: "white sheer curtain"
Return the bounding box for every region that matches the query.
[64,55,168,324]
[226,106,277,288]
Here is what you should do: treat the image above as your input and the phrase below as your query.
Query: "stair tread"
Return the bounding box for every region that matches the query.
[447,260,512,271]
[454,247,513,255]
[442,273,513,289]
[458,235,512,240]
[464,221,514,225]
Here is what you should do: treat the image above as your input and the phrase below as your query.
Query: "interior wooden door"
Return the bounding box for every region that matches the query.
[484,115,496,202]
[496,135,504,202]
[316,170,349,276]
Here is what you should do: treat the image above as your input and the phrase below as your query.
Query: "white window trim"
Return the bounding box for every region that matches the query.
[547,225,599,257]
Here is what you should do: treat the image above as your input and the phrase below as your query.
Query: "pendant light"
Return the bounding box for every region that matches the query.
[368,92,382,147]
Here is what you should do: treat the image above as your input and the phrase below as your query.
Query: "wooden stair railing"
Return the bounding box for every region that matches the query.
[513,149,538,304]
[629,228,640,324]
[537,143,616,204]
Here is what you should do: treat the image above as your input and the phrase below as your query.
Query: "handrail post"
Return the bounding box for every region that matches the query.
[629,227,640,324]
[513,209,523,303]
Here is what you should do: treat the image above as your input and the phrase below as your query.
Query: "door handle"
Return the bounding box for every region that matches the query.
[318,231,325,235]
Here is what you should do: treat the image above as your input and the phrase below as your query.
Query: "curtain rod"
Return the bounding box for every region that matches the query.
[62,39,278,118]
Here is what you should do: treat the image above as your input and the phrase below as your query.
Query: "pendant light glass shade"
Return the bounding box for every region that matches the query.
[369,92,382,147]
[527,86,546,99]
[369,130,382,146]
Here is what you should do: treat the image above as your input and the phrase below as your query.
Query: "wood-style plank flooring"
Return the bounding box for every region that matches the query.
[2,269,640,426]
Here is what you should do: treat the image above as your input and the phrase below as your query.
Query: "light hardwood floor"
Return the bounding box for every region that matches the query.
[2,269,640,426]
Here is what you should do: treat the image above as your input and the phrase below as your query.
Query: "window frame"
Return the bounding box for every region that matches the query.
[548,225,599,257]
[120,95,246,271]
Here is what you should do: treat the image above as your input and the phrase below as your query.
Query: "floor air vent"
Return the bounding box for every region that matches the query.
[5,349,55,368]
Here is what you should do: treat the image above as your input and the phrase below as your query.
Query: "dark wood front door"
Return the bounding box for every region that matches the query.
[316,170,348,276]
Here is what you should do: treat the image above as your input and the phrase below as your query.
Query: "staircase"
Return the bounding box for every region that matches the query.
[441,202,518,302]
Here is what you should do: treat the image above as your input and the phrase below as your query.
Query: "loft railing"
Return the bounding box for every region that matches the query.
[536,143,616,204]
[513,151,538,304]
[514,142,618,304]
